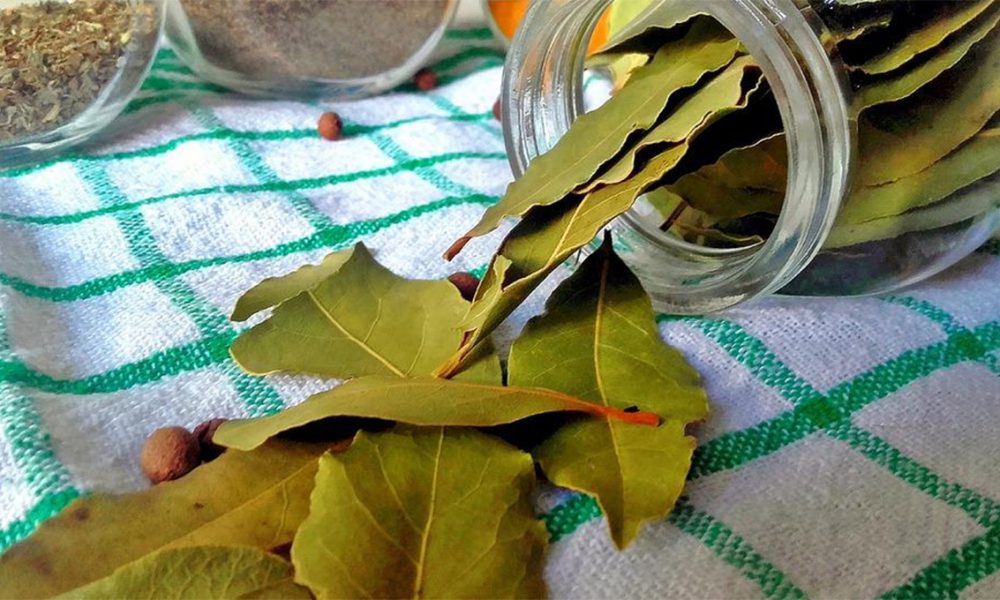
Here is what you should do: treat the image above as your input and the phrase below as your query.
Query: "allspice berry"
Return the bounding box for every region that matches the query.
[448,272,480,301]
[414,67,438,91]
[140,426,201,484]
[318,111,343,141]
[193,418,228,462]
[492,98,502,121]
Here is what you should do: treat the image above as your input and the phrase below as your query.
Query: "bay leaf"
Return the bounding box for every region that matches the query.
[585,50,651,93]
[508,236,707,549]
[0,440,331,599]
[231,243,469,379]
[668,173,783,221]
[851,0,994,75]
[839,126,1000,225]
[57,546,309,600]
[291,428,547,599]
[826,176,1000,248]
[215,375,661,452]
[579,56,762,193]
[445,20,741,259]
[437,144,694,377]
[858,4,1000,108]
[857,25,1000,185]
[231,247,353,322]
[672,132,787,193]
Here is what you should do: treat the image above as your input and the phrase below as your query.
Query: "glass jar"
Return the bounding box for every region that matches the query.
[0,0,164,169]
[164,0,459,99]
[502,0,1000,313]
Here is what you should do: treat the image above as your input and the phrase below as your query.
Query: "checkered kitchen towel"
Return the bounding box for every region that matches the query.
[3,22,1000,600]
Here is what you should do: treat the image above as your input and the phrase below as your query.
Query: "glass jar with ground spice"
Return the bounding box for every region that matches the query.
[0,0,163,169]
[498,0,1000,313]
[165,0,458,98]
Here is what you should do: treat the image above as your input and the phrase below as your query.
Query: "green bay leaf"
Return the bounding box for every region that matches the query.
[57,546,308,600]
[231,243,469,379]
[851,0,994,75]
[857,25,1000,185]
[509,236,707,548]
[292,428,547,599]
[0,440,330,599]
[215,375,661,452]
[445,19,741,258]
[439,143,694,377]
[858,4,1000,108]
[231,248,353,322]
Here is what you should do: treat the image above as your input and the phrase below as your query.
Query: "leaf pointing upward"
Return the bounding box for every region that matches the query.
[292,428,547,599]
[215,376,661,452]
[231,248,353,322]
[509,236,709,549]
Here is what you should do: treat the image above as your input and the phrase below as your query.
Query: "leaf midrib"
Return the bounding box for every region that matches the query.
[306,289,406,377]
[412,428,445,599]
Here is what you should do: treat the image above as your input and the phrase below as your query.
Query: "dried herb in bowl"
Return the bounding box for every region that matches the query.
[0,0,159,143]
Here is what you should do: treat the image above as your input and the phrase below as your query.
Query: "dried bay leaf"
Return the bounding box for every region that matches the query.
[826,176,1000,248]
[857,4,1000,107]
[674,132,787,193]
[445,20,742,259]
[850,0,995,75]
[857,26,1000,185]
[0,440,331,599]
[215,375,660,452]
[231,247,353,322]
[839,125,1000,225]
[438,144,696,377]
[508,236,707,548]
[292,428,547,599]
[56,546,309,600]
[579,56,763,193]
[231,243,470,379]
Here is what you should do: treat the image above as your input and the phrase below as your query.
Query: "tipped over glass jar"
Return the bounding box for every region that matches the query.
[164,0,459,98]
[0,0,163,169]
[502,0,1000,313]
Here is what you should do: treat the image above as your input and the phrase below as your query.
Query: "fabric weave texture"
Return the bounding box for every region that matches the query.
[1,29,1000,600]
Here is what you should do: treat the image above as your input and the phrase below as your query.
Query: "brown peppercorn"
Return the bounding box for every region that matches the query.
[193,418,228,462]
[317,111,343,141]
[414,67,438,91]
[140,426,201,484]
[448,271,480,301]
[492,98,502,121]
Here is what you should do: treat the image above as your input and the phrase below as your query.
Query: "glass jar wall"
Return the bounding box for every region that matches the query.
[164,0,458,99]
[502,0,1000,313]
[0,0,163,169]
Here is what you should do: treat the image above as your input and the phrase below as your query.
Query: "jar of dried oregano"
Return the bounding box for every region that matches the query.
[164,0,459,98]
[497,0,1000,313]
[0,0,163,168]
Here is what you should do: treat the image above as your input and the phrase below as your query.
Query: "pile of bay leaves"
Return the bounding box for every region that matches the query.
[5,2,1000,597]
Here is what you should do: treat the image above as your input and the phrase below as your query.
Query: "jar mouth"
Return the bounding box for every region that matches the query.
[502,0,856,313]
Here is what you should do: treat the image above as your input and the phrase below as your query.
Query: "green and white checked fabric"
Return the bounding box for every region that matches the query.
[3,25,1000,599]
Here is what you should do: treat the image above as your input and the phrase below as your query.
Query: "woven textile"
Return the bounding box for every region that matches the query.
[2,26,1000,600]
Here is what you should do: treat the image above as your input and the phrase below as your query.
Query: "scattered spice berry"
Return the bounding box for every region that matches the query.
[414,67,438,91]
[493,98,502,121]
[317,111,343,141]
[448,272,480,301]
[140,426,201,484]
[193,418,228,462]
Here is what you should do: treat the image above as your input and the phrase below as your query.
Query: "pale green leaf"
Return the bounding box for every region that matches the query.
[292,428,547,599]
[231,243,469,379]
[851,0,994,75]
[445,19,741,257]
[215,375,660,452]
[508,236,707,548]
[58,546,307,600]
[579,56,762,193]
[0,441,331,599]
[231,248,353,322]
